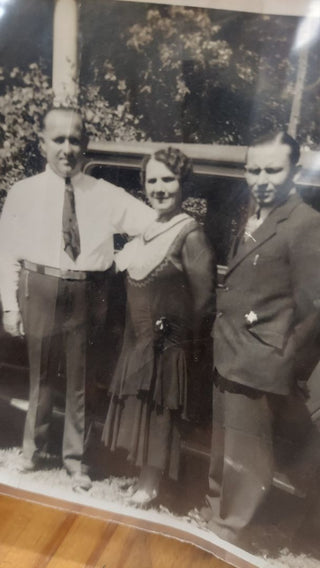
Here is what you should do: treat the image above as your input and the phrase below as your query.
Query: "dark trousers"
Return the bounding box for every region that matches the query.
[18,268,109,474]
[206,381,313,539]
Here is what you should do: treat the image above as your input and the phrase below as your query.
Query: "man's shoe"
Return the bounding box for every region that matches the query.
[207,520,239,544]
[16,457,38,473]
[71,472,92,493]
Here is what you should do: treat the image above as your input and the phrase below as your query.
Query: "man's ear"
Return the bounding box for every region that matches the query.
[38,132,47,158]
[81,132,89,153]
[243,164,250,182]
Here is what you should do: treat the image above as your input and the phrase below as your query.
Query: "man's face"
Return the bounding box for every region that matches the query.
[245,141,296,207]
[40,110,86,178]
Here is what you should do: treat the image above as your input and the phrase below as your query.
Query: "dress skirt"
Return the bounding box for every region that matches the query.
[103,393,182,479]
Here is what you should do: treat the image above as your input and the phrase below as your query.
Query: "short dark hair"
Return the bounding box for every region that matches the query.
[140,146,193,195]
[247,131,300,165]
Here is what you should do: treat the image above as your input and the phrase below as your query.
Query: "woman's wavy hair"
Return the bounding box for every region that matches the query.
[140,146,193,198]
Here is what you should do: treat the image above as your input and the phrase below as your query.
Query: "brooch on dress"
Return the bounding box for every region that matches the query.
[245,311,258,325]
[154,316,171,352]
[154,316,171,335]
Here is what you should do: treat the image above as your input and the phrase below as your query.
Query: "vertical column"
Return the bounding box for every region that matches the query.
[52,0,79,103]
[288,46,309,138]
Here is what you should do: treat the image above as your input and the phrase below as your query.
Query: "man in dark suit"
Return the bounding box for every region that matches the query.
[202,131,320,543]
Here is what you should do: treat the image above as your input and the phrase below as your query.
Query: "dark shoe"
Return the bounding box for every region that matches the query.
[70,472,92,493]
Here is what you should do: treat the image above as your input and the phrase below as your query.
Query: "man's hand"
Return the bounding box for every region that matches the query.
[3,310,24,337]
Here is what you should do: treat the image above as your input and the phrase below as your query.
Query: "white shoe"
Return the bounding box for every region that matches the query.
[16,458,38,473]
[71,472,92,493]
[121,483,138,498]
[128,488,158,506]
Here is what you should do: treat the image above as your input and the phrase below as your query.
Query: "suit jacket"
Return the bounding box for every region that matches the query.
[213,193,320,395]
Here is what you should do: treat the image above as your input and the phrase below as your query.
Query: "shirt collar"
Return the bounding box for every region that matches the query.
[253,186,297,218]
[45,164,83,185]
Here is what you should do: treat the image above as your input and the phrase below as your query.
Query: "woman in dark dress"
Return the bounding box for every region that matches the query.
[102,147,215,505]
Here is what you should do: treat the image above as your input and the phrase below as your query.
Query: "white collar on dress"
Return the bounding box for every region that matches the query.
[116,213,193,278]
[143,213,190,242]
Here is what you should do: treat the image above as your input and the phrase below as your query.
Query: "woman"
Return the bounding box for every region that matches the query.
[102,147,215,505]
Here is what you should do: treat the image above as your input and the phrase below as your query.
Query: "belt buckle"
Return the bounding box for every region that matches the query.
[60,270,71,280]
[66,269,86,281]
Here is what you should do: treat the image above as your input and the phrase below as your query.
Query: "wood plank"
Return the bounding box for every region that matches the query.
[0,493,234,568]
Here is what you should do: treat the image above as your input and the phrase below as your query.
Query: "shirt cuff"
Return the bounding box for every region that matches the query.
[0,291,20,312]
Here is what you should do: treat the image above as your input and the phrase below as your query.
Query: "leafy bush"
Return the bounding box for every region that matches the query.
[0,63,145,210]
[0,64,52,206]
[89,5,299,144]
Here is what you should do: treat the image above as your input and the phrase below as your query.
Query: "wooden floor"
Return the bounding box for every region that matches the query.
[0,492,233,568]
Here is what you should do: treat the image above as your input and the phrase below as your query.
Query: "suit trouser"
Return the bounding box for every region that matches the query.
[18,268,108,474]
[206,381,312,539]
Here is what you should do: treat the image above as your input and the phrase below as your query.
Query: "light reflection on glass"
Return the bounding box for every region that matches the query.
[0,0,12,19]
[294,0,320,51]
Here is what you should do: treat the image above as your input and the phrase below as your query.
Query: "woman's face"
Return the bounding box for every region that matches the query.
[145,158,182,218]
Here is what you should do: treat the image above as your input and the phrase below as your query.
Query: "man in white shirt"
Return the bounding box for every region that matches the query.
[0,107,155,490]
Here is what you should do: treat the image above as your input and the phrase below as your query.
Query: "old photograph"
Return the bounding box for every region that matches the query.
[0,1,320,567]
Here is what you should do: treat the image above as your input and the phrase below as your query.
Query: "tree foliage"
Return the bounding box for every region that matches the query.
[1,2,320,207]
[80,4,320,146]
[0,62,144,207]
[82,5,311,144]
[128,8,308,143]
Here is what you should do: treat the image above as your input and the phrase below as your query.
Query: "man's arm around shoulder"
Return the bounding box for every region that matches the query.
[97,178,156,236]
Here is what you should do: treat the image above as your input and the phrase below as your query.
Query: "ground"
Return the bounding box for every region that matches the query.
[0,368,320,568]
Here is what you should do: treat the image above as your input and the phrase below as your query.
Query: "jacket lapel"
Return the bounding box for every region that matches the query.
[226,194,302,276]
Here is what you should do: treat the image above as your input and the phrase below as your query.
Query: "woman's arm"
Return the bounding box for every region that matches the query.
[181,228,216,349]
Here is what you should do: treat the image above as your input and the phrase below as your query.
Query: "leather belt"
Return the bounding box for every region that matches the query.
[21,260,108,281]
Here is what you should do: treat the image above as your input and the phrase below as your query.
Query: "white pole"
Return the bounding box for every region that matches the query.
[288,45,309,138]
[52,0,79,103]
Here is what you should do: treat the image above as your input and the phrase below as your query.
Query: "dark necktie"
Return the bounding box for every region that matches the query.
[62,177,81,261]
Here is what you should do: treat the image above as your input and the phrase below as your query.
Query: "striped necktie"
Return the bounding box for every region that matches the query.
[62,177,81,261]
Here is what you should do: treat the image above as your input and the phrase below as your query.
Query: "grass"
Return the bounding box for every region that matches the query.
[0,447,319,568]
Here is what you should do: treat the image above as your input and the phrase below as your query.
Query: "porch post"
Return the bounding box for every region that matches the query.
[52,0,79,102]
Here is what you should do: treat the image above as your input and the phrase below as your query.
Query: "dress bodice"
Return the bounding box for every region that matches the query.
[109,213,215,405]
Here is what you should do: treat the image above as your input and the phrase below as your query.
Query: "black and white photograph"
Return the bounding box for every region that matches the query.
[0,1,320,566]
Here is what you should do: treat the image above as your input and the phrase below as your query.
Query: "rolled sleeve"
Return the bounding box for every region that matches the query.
[0,185,23,311]
[102,182,156,236]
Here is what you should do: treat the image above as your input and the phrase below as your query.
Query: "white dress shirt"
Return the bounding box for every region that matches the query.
[243,206,271,242]
[0,166,156,311]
